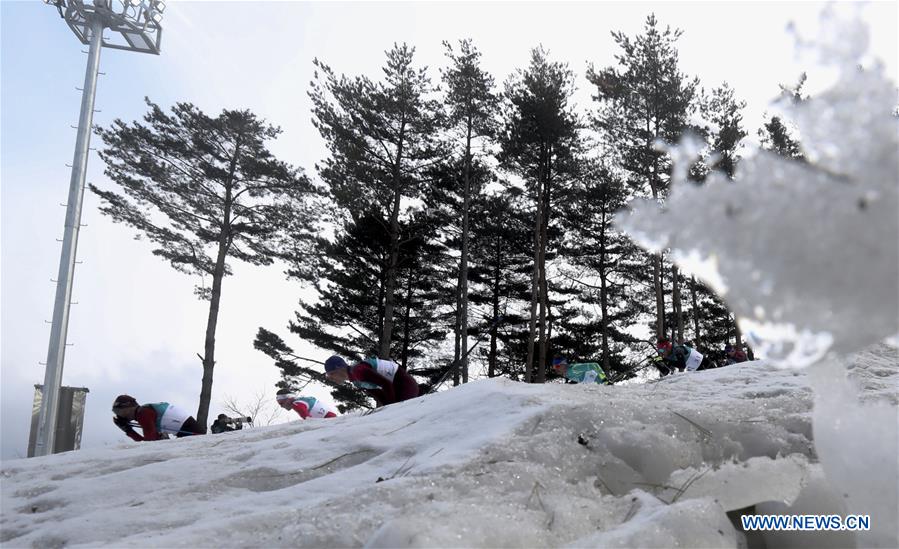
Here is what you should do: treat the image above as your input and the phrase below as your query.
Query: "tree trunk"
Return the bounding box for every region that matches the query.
[488,241,501,378]
[452,284,462,385]
[452,292,462,386]
[649,119,666,340]
[536,157,551,384]
[672,264,684,343]
[599,207,611,372]
[380,119,406,358]
[459,119,473,384]
[197,135,241,429]
[381,188,402,358]
[690,276,701,348]
[400,270,413,370]
[724,309,733,345]
[654,255,665,339]
[376,263,387,354]
[525,182,543,384]
[199,240,229,431]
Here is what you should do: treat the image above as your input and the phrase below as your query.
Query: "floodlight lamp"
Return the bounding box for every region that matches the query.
[128,0,141,6]
[149,10,162,23]
[152,0,165,12]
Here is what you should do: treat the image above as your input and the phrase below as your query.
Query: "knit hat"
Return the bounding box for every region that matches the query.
[324,355,349,373]
[112,394,138,411]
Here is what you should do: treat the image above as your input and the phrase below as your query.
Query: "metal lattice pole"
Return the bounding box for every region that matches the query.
[34,0,164,457]
[34,17,104,458]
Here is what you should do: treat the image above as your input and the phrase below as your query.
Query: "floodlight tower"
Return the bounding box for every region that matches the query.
[34,0,164,457]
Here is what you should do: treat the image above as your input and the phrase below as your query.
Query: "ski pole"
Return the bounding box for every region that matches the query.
[608,355,659,384]
[294,356,325,365]
[126,421,204,437]
[428,316,504,395]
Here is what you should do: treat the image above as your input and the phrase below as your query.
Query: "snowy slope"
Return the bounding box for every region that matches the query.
[2,345,896,548]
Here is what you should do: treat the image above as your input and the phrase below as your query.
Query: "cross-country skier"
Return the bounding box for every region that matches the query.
[275,389,338,419]
[657,339,709,373]
[111,394,204,441]
[551,357,610,384]
[724,343,748,365]
[323,355,419,407]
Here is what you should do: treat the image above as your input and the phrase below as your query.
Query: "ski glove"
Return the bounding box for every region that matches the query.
[113,415,134,433]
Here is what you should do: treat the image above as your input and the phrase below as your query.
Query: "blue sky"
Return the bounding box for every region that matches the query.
[2,1,896,460]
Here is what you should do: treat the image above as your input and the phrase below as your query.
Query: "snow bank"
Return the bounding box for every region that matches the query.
[2,344,895,548]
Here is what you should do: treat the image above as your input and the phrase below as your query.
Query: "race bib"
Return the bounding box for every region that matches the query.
[308,400,336,419]
[158,404,190,434]
[369,358,398,382]
[686,349,704,372]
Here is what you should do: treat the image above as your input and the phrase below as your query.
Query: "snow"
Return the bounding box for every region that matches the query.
[614,9,898,547]
[2,344,896,547]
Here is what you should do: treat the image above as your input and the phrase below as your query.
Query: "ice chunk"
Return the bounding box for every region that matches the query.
[617,11,898,366]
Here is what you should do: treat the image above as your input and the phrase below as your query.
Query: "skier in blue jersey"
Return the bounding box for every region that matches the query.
[551,356,610,384]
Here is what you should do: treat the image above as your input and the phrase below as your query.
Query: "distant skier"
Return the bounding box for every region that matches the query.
[324,355,419,407]
[724,344,748,365]
[111,394,204,441]
[657,339,709,373]
[275,389,338,419]
[551,357,609,384]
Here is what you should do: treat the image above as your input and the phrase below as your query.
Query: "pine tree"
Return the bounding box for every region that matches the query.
[702,83,748,179]
[759,116,804,160]
[423,155,494,385]
[697,82,749,350]
[441,39,499,385]
[499,46,581,383]
[310,43,443,357]
[759,73,807,161]
[393,214,453,373]
[91,100,313,428]
[467,188,533,380]
[589,14,699,342]
[258,209,451,410]
[557,161,647,378]
[284,209,391,359]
